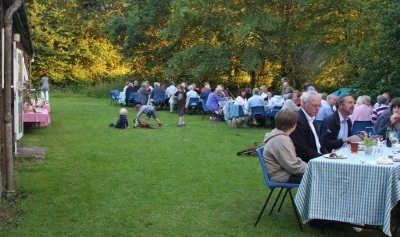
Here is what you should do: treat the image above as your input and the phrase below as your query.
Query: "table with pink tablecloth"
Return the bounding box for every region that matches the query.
[23,109,51,127]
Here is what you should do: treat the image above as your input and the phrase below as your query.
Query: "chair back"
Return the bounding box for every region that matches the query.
[154,94,165,103]
[111,89,119,100]
[188,97,200,107]
[352,120,373,135]
[251,106,266,118]
[255,147,300,188]
[267,106,282,118]
[315,120,323,131]
[366,126,377,136]
[201,98,210,112]
[255,147,273,187]
[129,92,141,103]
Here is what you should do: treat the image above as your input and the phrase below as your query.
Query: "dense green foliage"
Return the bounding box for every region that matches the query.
[26,0,130,86]
[27,0,400,97]
[3,95,383,236]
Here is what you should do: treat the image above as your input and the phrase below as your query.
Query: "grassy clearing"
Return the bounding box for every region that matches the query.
[2,94,385,236]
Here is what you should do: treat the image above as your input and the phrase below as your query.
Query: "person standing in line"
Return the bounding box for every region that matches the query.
[175,84,188,127]
[41,73,50,102]
[281,77,290,95]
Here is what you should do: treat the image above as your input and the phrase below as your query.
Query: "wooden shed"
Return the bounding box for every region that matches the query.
[0,0,34,197]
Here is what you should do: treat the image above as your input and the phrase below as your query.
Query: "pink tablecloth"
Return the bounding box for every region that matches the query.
[23,110,51,126]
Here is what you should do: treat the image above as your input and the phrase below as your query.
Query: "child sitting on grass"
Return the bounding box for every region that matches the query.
[109,108,129,128]
[134,104,162,128]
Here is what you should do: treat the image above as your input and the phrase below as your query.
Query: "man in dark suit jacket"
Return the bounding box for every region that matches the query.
[290,91,328,162]
[320,94,362,152]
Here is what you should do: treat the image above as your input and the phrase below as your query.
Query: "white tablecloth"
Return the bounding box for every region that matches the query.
[119,92,126,105]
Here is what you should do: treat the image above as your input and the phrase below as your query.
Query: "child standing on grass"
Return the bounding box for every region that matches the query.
[175,84,188,127]
[109,108,129,128]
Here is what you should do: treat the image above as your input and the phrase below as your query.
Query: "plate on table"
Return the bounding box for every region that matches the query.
[392,157,400,162]
[323,154,348,159]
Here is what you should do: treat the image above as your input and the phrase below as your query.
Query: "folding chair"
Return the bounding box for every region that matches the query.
[201,98,212,120]
[153,94,165,109]
[250,106,266,128]
[128,92,141,107]
[266,106,282,128]
[187,97,200,114]
[109,89,120,106]
[254,147,303,231]
[352,120,373,135]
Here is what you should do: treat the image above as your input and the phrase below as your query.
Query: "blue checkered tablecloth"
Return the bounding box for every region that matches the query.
[295,146,400,236]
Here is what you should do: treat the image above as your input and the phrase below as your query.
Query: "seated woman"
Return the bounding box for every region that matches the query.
[206,86,227,120]
[234,88,248,114]
[349,95,373,123]
[263,109,307,184]
[377,97,400,139]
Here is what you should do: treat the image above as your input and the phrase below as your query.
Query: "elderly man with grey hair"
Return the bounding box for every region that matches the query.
[316,93,337,121]
[245,88,265,112]
[245,88,266,125]
[371,94,389,124]
[289,91,328,162]
[150,82,166,109]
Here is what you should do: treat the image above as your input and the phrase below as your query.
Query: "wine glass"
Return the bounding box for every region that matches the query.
[389,132,399,146]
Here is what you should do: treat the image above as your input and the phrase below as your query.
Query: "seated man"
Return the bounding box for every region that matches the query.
[320,94,361,152]
[263,109,307,184]
[290,91,329,162]
[134,104,162,128]
[246,88,266,125]
[245,88,265,112]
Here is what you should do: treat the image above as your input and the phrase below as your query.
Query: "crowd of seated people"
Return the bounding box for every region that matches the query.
[119,79,396,143]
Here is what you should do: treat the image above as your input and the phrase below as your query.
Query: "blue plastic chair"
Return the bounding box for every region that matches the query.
[187,97,200,114]
[153,94,165,109]
[250,106,266,127]
[109,89,120,106]
[352,120,373,135]
[201,98,212,120]
[254,147,303,231]
[128,92,141,106]
[266,106,282,119]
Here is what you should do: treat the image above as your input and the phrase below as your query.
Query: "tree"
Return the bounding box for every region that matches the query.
[351,0,400,97]
[27,0,129,85]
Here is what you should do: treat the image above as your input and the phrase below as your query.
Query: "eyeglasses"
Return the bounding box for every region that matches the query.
[308,102,322,109]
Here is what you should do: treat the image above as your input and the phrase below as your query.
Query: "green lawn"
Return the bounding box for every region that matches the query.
[2,94,386,236]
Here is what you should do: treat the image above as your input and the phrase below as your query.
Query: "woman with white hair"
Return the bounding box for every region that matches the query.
[206,86,227,120]
[349,95,373,123]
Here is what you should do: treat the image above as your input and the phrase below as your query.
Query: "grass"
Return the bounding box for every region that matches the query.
[1,94,388,236]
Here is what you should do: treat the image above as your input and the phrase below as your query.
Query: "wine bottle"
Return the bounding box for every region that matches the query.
[386,126,392,147]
